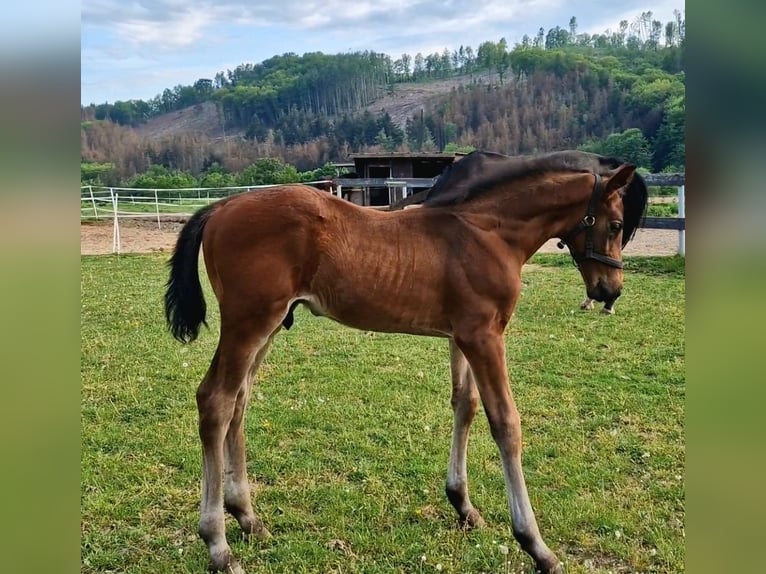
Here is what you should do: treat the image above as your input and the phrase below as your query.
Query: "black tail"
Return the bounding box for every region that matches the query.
[164,203,217,343]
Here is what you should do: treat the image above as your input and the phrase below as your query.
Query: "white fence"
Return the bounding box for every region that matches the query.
[81,183,331,254]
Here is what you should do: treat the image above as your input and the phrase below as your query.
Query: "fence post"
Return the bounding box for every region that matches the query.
[677,185,685,256]
[89,185,98,219]
[111,189,121,254]
[154,189,161,231]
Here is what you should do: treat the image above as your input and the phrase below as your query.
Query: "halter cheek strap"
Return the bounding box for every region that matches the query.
[557,174,624,269]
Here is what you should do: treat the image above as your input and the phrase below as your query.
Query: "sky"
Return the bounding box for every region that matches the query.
[81,0,684,106]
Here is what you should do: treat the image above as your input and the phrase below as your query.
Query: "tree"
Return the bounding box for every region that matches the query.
[579,128,653,169]
[127,165,199,189]
[199,170,236,188]
[476,39,510,82]
[237,158,300,185]
[375,128,394,151]
[652,95,685,170]
[545,26,570,49]
[413,53,424,79]
[496,38,511,84]
[401,53,412,79]
[81,162,116,185]
[463,46,475,72]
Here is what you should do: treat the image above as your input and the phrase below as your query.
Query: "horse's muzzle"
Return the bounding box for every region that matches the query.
[588,282,621,304]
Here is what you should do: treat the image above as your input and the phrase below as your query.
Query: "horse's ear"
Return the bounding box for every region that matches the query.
[604,164,636,197]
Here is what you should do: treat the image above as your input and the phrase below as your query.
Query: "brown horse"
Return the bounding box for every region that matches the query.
[165,150,647,574]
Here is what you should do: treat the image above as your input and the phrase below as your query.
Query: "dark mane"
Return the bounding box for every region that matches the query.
[423,150,647,246]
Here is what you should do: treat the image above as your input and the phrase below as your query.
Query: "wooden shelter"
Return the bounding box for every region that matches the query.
[339,152,464,206]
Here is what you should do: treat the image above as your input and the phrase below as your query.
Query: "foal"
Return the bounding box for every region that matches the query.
[165,151,647,573]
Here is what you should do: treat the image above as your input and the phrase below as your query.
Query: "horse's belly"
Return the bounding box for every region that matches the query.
[301,291,451,337]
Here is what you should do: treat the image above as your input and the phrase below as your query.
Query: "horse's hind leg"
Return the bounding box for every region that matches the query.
[223,331,278,539]
[196,318,282,573]
[445,340,485,528]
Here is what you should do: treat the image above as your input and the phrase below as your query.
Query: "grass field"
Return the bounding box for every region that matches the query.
[81,254,685,573]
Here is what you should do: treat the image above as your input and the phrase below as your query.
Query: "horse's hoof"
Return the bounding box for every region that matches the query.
[460,509,486,529]
[580,299,595,310]
[209,549,244,573]
[237,515,272,540]
[243,524,271,541]
[600,307,615,315]
[251,525,271,540]
[537,561,564,574]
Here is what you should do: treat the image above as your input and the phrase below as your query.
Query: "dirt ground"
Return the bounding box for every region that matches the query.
[81,218,681,257]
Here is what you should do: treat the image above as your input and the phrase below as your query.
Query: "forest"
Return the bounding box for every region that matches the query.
[80,11,685,188]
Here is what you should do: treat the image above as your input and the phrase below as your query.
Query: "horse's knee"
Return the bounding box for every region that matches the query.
[451,391,479,415]
[487,416,521,446]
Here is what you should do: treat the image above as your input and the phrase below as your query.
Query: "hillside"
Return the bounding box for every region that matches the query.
[362,71,499,128]
[134,101,236,140]
[132,72,499,141]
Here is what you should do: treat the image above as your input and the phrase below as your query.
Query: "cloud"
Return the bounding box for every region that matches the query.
[115,10,210,49]
[81,0,685,103]
[82,0,554,49]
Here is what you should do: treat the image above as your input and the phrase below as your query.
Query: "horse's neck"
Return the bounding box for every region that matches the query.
[457,180,591,260]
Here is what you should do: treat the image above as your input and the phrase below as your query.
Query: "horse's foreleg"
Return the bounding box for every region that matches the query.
[456,330,563,574]
[223,334,277,539]
[445,340,485,528]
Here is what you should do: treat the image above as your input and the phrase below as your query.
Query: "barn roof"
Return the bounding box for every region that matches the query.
[349,152,466,160]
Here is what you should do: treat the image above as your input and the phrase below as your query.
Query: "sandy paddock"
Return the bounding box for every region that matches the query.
[81,218,682,257]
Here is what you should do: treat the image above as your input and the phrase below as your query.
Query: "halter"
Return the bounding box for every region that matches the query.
[557,174,624,269]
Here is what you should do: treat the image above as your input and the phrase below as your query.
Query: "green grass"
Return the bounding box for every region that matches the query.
[81,255,685,573]
[81,199,211,218]
[646,203,679,218]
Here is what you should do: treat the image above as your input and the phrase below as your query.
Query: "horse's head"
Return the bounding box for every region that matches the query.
[562,164,639,307]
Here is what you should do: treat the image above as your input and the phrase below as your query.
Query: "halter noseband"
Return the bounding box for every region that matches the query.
[557,174,624,269]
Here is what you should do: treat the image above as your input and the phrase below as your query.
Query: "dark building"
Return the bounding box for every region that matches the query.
[338,152,464,206]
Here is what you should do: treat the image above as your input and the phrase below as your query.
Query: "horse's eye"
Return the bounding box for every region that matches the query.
[610,221,623,233]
